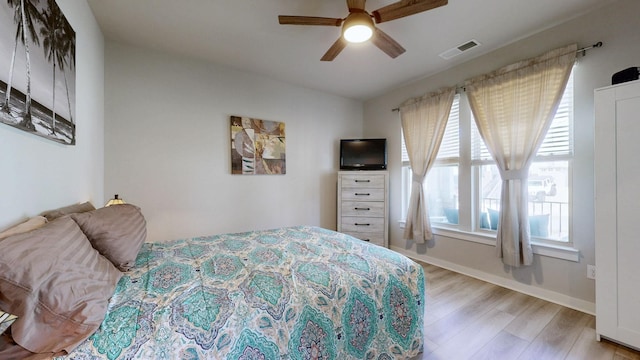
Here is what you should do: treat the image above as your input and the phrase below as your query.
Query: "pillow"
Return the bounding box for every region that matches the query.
[480,212,491,230]
[71,204,147,272]
[483,209,550,237]
[443,208,459,224]
[0,217,47,240]
[40,201,95,221]
[0,217,122,354]
[529,214,550,237]
[488,208,500,230]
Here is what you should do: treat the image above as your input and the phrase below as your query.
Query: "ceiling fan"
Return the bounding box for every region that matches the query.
[278,0,448,61]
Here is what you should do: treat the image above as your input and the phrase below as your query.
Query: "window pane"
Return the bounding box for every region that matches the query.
[479,162,569,241]
[401,165,411,220]
[528,161,569,241]
[426,165,459,224]
[479,165,501,230]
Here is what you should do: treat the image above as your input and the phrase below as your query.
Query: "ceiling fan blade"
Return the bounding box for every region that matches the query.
[371,28,406,58]
[347,0,366,11]
[321,37,348,61]
[372,0,447,23]
[278,15,342,26]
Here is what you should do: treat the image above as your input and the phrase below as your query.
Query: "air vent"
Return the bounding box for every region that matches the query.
[457,40,478,51]
[439,39,481,60]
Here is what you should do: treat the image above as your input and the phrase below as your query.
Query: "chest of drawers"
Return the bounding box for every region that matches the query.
[337,171,388,247]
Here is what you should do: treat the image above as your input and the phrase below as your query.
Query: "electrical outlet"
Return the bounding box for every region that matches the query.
[587,265,596,280]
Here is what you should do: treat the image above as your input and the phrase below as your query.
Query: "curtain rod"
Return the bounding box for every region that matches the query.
[577,41,603,56]
[391,41,603,112]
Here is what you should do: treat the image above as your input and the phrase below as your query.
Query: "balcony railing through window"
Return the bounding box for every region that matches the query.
[481,197,569,241]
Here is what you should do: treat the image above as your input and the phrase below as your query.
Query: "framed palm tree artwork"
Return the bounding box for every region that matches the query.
[231,116,286,175]
[0,0,76,145]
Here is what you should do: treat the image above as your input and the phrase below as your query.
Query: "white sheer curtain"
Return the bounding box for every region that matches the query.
[400,87,456,244]
[465,44,576,266]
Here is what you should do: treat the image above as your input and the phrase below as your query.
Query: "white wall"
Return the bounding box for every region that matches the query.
[104,42,363,242]
[0,0,104,230]
[364,0,640,311]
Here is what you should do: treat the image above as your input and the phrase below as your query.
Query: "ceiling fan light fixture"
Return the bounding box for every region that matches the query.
[279,0,448,61]
[342,12,373,43]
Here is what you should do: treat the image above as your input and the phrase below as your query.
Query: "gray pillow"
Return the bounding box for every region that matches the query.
[71,204,147,272]
[40,201,95,221]
[0,217,122,353]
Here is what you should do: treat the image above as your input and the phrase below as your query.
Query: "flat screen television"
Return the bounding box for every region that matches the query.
[340,138,387,170]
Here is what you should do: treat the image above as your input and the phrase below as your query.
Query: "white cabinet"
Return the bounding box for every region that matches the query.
[337,171,388,247]
[594,80,640,349]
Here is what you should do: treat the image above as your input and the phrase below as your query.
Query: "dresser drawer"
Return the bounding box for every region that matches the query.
[340,217,384,233]
[341,201,385,217]
[341,188,385,201]
[340,174,386,189]
[342,231,385,247]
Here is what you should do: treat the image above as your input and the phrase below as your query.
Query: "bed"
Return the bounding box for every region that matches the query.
[0,204,425,359]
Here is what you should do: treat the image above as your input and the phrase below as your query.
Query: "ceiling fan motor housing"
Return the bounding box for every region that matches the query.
[342,11,374,43]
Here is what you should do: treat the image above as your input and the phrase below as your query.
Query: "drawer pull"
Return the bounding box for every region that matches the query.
[362,239,370,242]
[354,207,370,211]
[355,193,370,196]
[355,223,371,226]
[355,179,371,183]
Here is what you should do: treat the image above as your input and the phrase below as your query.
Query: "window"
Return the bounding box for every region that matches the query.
[402,95,460,224]
[402,71,574,243]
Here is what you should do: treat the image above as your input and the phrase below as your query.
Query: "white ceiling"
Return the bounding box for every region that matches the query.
[86,0,610,101]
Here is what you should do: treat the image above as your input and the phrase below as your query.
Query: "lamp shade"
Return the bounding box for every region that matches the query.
[105,194,126,207]
[342,12,374,43]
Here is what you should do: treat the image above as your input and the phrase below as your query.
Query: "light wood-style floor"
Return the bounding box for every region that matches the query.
[416,262,640,360]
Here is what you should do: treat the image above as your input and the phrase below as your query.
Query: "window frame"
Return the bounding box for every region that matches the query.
[400,71,577,260]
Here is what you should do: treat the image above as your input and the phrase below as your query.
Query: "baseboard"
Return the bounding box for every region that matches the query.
[391,245,596,315]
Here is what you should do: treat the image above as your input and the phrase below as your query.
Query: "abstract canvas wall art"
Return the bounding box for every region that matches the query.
[0,0,76,145]
[231,116,286,175]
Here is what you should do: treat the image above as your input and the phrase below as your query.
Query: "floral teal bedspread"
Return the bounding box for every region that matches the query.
[61,226,425,359]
